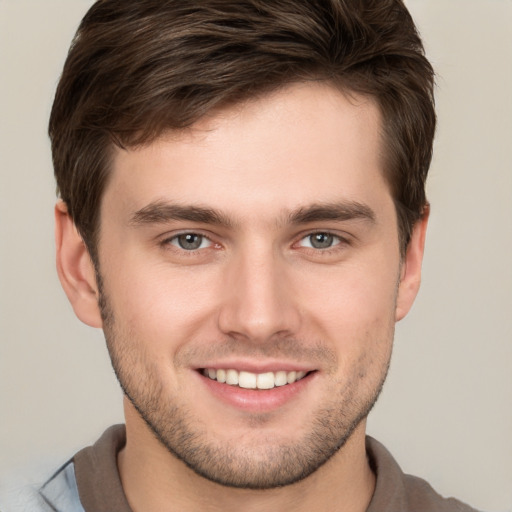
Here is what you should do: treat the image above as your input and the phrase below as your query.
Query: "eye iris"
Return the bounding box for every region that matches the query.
[310,233,333,249]
[177,234,203,250]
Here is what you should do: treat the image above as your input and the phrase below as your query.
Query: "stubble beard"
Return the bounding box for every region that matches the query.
[98,282,392,490]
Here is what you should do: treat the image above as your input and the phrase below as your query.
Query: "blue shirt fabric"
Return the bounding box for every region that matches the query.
[0,461,83,512]
[39,461,84,512]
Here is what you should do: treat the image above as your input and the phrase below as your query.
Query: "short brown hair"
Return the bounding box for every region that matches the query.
[49,0,435,260]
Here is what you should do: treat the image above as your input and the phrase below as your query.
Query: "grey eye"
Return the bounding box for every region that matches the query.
[303,233,337,249]
[174,233,206,250]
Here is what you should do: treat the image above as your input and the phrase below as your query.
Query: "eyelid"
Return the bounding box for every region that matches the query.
[157,228,351,253]
[298,229,349,243]
[299,232,339,248]
[171,234,212,250]
[160,230,218,250]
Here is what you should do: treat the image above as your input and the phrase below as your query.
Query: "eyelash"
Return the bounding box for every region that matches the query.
[160,230,351,254]
[160,231,217,255]
[297,232,347,251]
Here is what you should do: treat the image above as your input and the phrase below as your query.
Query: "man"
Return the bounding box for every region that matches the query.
[14,0,479,510]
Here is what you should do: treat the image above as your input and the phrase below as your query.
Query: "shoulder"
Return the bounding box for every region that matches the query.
[400,472,480,512]
[0,460,84,512]
[366,436,480,512]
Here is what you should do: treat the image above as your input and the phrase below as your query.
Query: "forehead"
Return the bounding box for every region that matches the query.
[103,82,388,224]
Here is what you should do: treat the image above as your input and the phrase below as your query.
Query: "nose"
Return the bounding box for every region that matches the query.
[217,247,301,343]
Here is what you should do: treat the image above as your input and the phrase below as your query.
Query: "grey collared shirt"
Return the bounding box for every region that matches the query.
[0,425,479,512]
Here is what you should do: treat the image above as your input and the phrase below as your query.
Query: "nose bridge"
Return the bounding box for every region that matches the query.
[218,242,300,342]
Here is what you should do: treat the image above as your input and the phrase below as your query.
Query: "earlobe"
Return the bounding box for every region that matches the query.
[395,205,429,322]
[55,201,103,328]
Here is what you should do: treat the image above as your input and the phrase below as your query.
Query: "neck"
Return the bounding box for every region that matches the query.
[118,400,375,512]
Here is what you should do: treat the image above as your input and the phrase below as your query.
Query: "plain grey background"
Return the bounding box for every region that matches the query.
[1,1,511,510]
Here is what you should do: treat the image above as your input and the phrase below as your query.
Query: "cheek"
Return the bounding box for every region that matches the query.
[104,259,221,345]
[296,259,399,336]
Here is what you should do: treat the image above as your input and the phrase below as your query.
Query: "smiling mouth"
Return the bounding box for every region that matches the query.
[201,368,311,390]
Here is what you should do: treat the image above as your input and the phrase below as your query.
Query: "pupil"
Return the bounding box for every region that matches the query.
[179,234,202,250]
[311,233,333,249]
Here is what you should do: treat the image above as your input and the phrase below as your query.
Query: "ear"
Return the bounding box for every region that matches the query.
[55,201,103,328]
[395,205,429,321]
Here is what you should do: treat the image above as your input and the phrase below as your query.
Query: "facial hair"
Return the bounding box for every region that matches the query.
[97,275,393,489]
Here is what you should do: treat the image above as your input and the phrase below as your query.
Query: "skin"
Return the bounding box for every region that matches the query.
[56,82,428,512]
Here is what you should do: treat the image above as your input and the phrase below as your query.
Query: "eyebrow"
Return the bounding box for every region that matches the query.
[288,201,376,225]
[129,200,376,228]
[130,201,234,228]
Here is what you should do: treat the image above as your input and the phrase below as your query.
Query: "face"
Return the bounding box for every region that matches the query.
[93,83,410,488]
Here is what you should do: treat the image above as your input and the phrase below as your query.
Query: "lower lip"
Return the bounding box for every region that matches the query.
[197,371,316,413]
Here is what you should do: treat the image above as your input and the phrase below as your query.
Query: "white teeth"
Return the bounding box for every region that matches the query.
[203,368,308,389]
[239,371,257,389]
[226,369,239,385]
[274,371,288,387]
[257,372,275,390]
[286,371,297,384]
